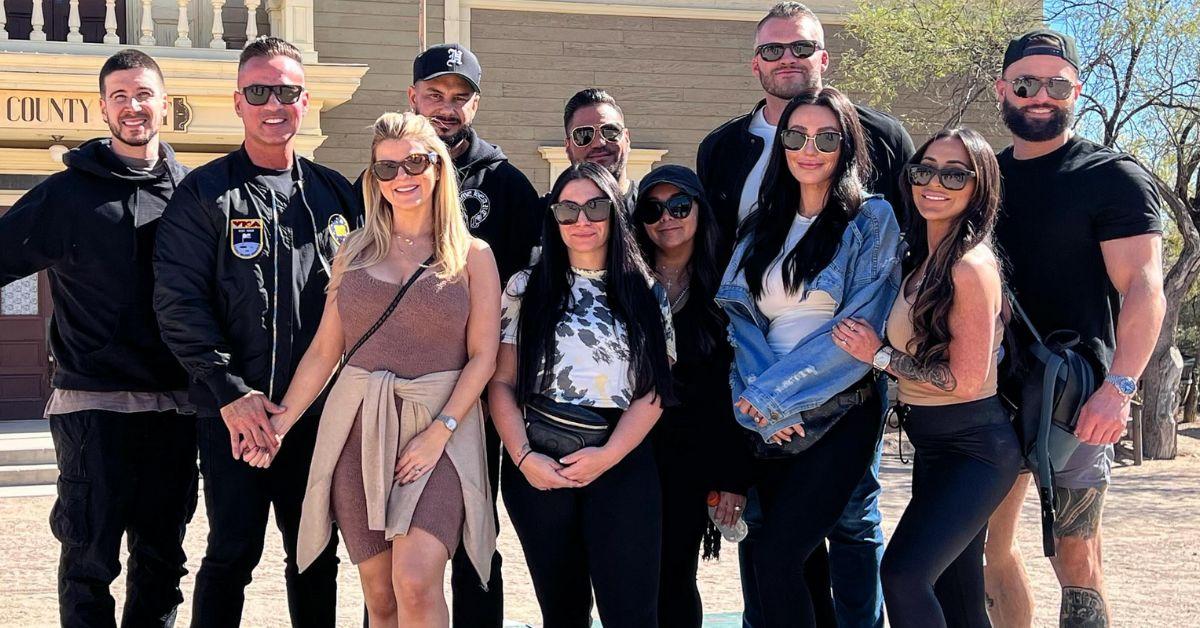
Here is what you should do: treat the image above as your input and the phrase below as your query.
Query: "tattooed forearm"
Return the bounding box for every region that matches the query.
[890,352,958,391]
[1060,586,1107,627]
[1053,487,1106,540]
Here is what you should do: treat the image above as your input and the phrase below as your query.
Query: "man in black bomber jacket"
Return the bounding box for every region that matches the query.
[0,50,198,628]
[153,37,362,627]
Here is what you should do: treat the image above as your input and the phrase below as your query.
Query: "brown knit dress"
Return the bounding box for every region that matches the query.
[332,267,469,563]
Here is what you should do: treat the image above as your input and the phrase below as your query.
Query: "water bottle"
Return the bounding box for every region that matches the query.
[707,491,748,543]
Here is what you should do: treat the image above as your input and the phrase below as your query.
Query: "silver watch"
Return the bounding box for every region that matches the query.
[1105,375,1137,399]
[872,346,894,371]
[436,413,458,432]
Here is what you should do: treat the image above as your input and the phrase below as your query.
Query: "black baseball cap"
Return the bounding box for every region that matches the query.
[1003,28,1080,72]
[638,164,706,201]
[413,43,481,93]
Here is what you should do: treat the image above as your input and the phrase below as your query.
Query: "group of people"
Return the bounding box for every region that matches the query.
[0,2,1167,628]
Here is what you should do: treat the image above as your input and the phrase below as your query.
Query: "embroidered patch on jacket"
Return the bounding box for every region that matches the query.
[327,214,350,247]
[460,188,491,229]
[230,218,264,259]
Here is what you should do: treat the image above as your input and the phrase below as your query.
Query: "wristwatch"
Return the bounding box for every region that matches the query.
[436,413,458,433]
[1105,375,1137,400]
[872,346,895,371]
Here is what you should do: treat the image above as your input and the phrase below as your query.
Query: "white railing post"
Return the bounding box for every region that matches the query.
[174,0,192,47]
[67,0,83,42]
[244,0,260,45]
[1,3,9,41]
[209,0,226,49]
[139,0,155,45]
[30,0,46,41]
[103,0,119,44]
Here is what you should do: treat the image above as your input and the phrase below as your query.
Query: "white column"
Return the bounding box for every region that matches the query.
[139,0,155,45]
[103,0,119,44]
[30,0,46,41]
[244,0,260,45]
[67,0,83,42]
[0,3,9,41]
[209,0,226,48]
[266,0,316,54]
[174,0,192,47]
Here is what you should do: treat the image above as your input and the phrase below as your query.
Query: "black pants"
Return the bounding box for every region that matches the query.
[651,420,710,628]
[503,434,661,628]
[49,409,198,628]
[450,415,504,627]
[881,397,1021,628]
[750,395,882,627]
[191,413,339,627]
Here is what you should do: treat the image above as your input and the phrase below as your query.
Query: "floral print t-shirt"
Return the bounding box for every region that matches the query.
[500,267,676,409]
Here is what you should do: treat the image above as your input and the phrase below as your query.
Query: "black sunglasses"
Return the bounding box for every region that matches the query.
[550,198,614,225]
[754,40,822,62]
[906,164,976,191]
[371,153,439,181]
[570,123,624,148]
[1007,76,1075,100]
[238,84,305,106]
[635,193,694,224]
[780,129,842,153]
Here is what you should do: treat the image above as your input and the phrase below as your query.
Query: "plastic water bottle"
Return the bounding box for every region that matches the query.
[707,491,749,543]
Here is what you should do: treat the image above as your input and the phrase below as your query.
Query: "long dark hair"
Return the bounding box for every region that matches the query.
[899,127,1001,366]
[514,162,675,405]
[634,181,729,357]
[738,88,872,298]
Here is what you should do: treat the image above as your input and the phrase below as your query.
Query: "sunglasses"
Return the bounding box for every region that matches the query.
[780,129,842,153]
[371,153,439,180]
[550,198,614,225]
[238,84,305,106]
[570,123,624,148]
[906,164,977,191]
[1007,76,1075,100]
[635,193,694,224]
[754,40,822,62]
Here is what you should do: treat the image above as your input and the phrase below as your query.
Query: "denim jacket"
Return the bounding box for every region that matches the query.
[716,195,901,441]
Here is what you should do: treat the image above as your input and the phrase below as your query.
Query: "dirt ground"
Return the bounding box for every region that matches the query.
[2,426,1198,627]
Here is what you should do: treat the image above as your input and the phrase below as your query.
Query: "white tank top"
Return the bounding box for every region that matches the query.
[754,214,838,357]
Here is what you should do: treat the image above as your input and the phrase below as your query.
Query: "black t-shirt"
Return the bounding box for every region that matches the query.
[994,135,1163,375]
[855,103,916,225]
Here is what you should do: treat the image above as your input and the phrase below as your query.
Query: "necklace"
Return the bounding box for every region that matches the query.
[655,263,688,292]
[392,231,432,256]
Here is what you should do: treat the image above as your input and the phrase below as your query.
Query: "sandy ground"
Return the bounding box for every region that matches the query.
[1,426,1198,627]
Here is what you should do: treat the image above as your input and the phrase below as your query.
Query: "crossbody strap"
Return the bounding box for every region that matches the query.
[1003,285,1045,345]
[343,255,436,364]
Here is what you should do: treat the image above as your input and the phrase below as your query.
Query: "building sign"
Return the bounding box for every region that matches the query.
[0,91,191,132]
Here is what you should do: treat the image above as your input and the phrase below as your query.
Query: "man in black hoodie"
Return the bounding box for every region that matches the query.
[154,37,359,627]
[0,50,196,628]
[406,43,541,628]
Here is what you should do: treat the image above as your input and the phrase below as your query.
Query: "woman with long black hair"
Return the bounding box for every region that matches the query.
[487,162,676,627]
[835,127,1021,627]
[633,165,750,627]
[718,86,901,627]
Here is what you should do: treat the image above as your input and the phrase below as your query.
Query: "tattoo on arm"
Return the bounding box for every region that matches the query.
[1053,487,1106,540]
[890,352,958,392]
[1061,586,1108,627]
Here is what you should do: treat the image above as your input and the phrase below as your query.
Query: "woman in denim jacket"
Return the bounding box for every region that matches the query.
[717,87,901,627]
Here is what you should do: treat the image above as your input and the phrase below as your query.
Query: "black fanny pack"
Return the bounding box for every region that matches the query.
[748,376,878,459]
[525,395,613,459]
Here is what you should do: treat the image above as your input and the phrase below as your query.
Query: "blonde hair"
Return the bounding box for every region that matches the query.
[334,112,470,288]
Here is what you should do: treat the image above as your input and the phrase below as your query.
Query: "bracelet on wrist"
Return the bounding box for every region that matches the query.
[516,448,533,469]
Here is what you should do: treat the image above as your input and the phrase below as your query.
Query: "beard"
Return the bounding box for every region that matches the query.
[438,123,471,149]
[107,118,156,148]
[1001,100,1074,142]
[759,67,820,100]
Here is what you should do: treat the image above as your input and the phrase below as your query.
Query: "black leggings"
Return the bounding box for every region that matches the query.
[881,397,1022,628]
[750,394,883,627]
[502,424,661,628]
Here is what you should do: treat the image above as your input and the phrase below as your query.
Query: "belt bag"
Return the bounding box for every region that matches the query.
[748,377,876,460]
[525,395,612,459]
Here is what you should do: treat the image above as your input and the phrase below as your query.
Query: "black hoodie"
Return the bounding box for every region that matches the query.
[0,138,190,392]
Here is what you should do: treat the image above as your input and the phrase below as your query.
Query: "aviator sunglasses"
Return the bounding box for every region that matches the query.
[905,163,977,191]
[570,123,624,147]
[371,153,439,181]
[635,193,694,224]
[550,198,614,225]
[754,40,822,62]
[1006,76,1075,100]
[237,84,305,106]
[780,129,843,154]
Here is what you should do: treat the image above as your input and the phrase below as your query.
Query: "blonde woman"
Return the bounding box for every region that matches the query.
[245,111,500,627]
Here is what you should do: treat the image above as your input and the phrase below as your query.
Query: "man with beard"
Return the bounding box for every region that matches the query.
[563,88,636,205]
[155,36,359,626]
[985,29,1165,628]
[0,49,197,627]
[407,43,540,628]
[697,3,914,627]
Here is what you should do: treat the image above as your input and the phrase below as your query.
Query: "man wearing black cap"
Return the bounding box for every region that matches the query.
[408,42,540,628]
[985,28,1165,627]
